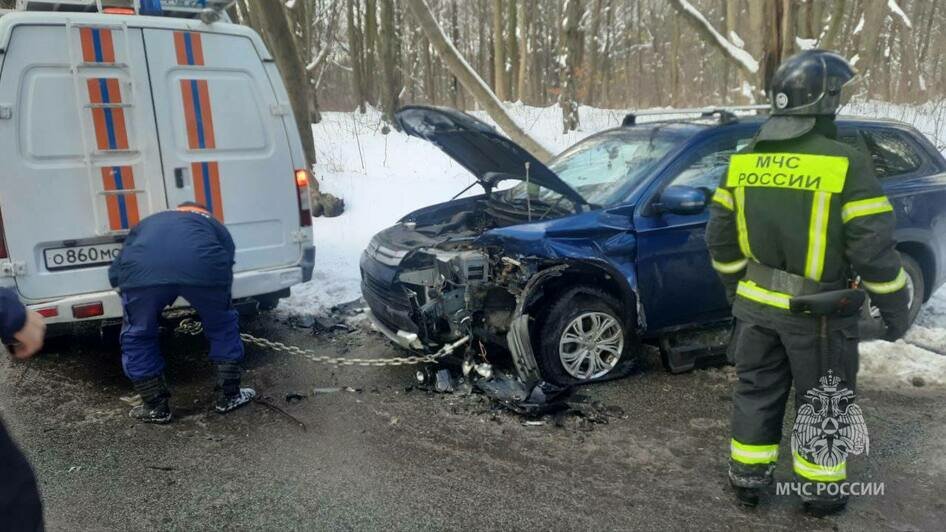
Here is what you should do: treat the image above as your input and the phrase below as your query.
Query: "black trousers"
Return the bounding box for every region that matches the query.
[728,299,860,488]
[0,418,43,531]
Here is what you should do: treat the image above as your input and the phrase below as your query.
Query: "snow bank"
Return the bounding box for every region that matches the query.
[280,102,946,389]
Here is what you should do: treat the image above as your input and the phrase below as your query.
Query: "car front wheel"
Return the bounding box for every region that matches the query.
[535,287,637,386]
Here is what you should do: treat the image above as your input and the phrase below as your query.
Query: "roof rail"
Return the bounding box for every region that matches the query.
[621,104,770,127]
[14,0,234,21]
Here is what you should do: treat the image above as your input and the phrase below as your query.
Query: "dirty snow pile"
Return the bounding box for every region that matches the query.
[281,102,946,390]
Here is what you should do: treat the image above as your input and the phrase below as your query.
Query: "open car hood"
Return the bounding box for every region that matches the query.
[395,106,587,206]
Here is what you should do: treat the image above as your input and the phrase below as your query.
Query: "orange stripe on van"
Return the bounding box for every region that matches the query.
[101,167,140,231]
[79,28,116,64]
[79,28,96,63]
[180,79,199,149]
[173,31,205,66]
[99,29,116,63]
[173,32,188,66]
[196,79,216,149]
[191,162,224,222]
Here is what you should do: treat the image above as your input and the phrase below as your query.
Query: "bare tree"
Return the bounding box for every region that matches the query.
[379,0,400,125]
[255,0,317,167]
[405,0,553,162]
[491,0,508,101]
[560,0,583,132]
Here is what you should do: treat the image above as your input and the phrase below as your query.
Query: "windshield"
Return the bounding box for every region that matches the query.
[499,128,679,207]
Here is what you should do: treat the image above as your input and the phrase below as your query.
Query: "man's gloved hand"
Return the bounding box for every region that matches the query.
[881,308,910,341]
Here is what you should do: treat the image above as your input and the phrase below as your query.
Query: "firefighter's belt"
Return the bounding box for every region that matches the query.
[744,261,845,297]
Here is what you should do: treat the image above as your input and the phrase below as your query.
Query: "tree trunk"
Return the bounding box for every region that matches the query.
[560,0,582,132]
[821,0,845,50]
[587,0,603,104]
[379,0,400,125]
[856,0,889,95]
[491,0,508,101]
[893,0,919,102]
[347,0,367,112]
[506,0,519,101]
[516,0,533,104]
[256,0,316,167]
[364,0,378,104]
[670,11,682,106]
[406,0,553,162]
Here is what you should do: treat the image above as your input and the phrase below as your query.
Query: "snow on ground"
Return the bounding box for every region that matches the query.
[280,101,946,389]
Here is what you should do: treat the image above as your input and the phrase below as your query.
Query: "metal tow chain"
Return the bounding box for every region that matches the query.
[174,318,469,367]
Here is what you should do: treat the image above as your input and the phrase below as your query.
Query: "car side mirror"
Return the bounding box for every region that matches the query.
[656,186,709,215]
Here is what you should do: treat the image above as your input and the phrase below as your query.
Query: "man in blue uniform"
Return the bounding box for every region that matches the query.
[1,289,46,529]
[110,203,255,423]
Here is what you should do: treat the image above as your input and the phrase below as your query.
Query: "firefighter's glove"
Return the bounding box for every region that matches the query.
[881,308,910,342]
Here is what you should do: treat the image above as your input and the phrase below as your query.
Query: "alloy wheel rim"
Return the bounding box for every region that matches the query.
[559,311,624,380]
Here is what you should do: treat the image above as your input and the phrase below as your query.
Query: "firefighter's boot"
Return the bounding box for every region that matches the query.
[729,461,774,508]
[129,375,172,424]
[214,362,256,413]
[801,482,848,516]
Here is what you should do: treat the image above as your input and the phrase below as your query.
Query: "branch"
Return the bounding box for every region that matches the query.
[669,0,759,76]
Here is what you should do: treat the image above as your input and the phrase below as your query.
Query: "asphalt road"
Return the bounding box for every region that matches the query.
[1,313,944,531]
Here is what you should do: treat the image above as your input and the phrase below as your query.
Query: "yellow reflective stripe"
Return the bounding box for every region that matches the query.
[712,188,734,210]
[727,153,849,193]
[841,196,893,223]
[793,451,846,482]
[736,280,792,310]
[712,258,748,274]
[804,191,831,281]
[862,268,907,294]
[734,187,753,259]
[731,439,779,465]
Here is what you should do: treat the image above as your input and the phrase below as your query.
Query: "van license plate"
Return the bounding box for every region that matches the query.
[44,243,123,271]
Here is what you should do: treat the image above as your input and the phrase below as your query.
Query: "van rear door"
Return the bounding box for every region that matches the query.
[0,23,166,300]
[142,29,302,274]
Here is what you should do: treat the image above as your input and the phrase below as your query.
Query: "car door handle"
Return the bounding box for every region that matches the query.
[174,167,185,188]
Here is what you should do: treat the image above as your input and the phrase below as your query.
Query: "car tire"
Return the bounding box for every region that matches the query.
[535,287,637,386]
[860,253,925,338]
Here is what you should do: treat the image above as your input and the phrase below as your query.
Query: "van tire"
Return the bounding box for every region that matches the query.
[534,287,637,386]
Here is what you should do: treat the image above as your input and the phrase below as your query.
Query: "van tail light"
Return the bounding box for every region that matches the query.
[295,169,313,228]
[36,307,59,319]
[72,302,104,319]
[0,207,7,259]
[103,7,136,15]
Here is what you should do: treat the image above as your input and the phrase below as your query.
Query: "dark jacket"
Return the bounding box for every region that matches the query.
[706,117,908,316]
[108,209,236,290]
[0,289,26,342]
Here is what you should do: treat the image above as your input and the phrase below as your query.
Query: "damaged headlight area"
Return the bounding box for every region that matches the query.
[393,246,529,350]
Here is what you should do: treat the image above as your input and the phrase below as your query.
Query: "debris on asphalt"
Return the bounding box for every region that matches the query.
[434,369,455,393]
[285,392,308,404]
[120,394,143,406]
[312,387,342,394]
[254,396,307,432]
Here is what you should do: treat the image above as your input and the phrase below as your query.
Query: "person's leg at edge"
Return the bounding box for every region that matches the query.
[180,285,255,413]
[121,285,179,423]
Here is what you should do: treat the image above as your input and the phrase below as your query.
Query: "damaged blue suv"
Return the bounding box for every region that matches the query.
[360,105,946,385]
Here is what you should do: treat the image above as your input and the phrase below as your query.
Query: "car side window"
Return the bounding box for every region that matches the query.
[861,129,924,179]
[667,137,754,191]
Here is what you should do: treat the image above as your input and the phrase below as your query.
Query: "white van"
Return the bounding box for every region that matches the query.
[0,1,314,326]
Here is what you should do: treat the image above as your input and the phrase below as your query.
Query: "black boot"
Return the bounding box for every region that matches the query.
[214,362,256,414]
[729,461,774,508]
[800,481,849,517]
[129,375,172,424]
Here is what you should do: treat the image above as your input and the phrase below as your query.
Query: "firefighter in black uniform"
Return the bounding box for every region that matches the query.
[706,50,910,514]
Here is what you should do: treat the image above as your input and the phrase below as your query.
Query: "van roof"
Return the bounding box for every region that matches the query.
[0,11,272,60]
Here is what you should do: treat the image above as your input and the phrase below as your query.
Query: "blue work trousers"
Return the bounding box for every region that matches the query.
[120,285,244,381]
